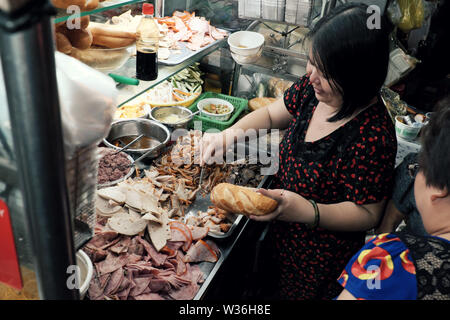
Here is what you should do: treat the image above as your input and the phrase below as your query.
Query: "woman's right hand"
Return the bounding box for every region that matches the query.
[201,131,226,165]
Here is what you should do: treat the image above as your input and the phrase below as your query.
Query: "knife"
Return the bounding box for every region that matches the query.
[199,166,205,186]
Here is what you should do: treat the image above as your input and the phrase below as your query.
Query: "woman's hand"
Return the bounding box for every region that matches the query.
[249,188,315,224]
[201,131,226,165]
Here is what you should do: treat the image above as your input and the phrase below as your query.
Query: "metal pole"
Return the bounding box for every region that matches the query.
[0,0,79,299]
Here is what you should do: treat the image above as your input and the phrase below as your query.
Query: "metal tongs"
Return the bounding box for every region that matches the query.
[114,134,144,154]
[126,140,165,168]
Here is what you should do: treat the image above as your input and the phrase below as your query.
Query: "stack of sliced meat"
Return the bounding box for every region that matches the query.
[186,206,234,235]
[156,11,228,52]
[84,219,218,300]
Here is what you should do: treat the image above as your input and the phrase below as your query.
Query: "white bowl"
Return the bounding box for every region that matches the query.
[197,98,234,122]
[228,31,265,56]
[76,250,93,300]
[231,47,263,65]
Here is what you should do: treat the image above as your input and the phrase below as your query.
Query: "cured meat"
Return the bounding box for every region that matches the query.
[107,211,147,236]
[136,236,167,266]
[97,187,126,204]
[188,226,209,241]
[168,282,199,300]
[184,240,219,263]
[95,253,129,275]
[129,277,153,297]
[169,224,192,252]
[155,11,228,53]
[103,267,124,296]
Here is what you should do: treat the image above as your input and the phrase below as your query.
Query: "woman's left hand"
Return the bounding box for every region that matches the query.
[249,188,314,224]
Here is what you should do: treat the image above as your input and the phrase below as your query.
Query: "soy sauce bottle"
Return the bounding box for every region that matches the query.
[136,3,159,81]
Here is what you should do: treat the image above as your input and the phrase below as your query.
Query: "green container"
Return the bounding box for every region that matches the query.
[188,92,248,132]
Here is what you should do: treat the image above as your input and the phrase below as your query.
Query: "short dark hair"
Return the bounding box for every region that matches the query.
[419,104,450,191]
[306,3,393,122]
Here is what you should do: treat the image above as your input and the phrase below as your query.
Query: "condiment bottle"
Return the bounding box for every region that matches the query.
[136,3,159,81]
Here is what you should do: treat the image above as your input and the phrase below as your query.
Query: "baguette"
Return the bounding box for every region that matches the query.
[248,97,277,111]
[211,183,278,216]
[55,32,73,54]
[88,22,136,40]
[91,34,135,49]
[64,28,93,50]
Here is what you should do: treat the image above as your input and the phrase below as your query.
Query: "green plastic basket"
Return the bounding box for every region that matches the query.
[188,92,248,132]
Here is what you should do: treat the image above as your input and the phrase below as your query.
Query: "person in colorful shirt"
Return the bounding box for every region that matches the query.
[337,106,450,300]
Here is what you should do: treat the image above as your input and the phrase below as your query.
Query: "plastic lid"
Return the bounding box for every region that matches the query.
[142,3,154,15]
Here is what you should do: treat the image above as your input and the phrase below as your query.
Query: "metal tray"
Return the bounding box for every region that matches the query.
[183,192,243,240]
[194,246,225,300]
[158,36,228,66]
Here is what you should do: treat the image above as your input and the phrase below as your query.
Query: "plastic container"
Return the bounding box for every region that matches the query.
[76,250,93,300]
[188,92,248,132]
[197,98,235,122]
[395,115,421,141]
[136,3,160,81]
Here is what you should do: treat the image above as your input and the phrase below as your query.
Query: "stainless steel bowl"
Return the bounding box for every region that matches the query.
[103,118,170,159]
[149,106,193,130]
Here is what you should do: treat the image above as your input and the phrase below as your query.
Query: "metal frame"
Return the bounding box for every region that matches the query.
[0,0,79,299]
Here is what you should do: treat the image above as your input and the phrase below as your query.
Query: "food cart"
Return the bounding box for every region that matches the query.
[0,0,434,300]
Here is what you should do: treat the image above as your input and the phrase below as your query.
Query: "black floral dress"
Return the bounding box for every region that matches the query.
[269,75,397,300]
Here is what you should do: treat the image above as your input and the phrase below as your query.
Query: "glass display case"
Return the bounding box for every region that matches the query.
[0,0,237,300]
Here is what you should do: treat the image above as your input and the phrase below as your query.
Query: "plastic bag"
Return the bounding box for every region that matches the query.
[55,52,117,157]
[396,0,425,33]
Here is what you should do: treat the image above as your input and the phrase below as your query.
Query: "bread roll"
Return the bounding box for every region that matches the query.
[91,34,135,48]
[248,97,277,111]
[64,28,93,50]
[211,183,278,216]
[88,22,136,39]
[55,32,73,54]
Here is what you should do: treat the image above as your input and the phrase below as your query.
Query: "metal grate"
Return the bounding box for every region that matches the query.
[65,144,99,250]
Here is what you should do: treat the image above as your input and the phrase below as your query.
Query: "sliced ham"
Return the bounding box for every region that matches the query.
[103,267,124,297]
[188,226,209,240]
[136,236,167,266]
[87,231,119,249]
[129,277,153,297]
[148,278,171,293]
[169,224,192,252]
[109,237,131,254]
[184,240,219,263]
[95,253,129,275]
[88,269,108,300]
[168,282,199,300]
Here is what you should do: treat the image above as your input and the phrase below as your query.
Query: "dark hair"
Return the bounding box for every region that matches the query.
[306,3,393,122]
[419,104,450,191]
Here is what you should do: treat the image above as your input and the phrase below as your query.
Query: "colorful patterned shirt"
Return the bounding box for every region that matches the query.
[337,233,422,300]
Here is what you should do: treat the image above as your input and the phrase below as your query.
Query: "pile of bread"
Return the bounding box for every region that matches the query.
[55,18,136,52]
[52,0,138,68]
